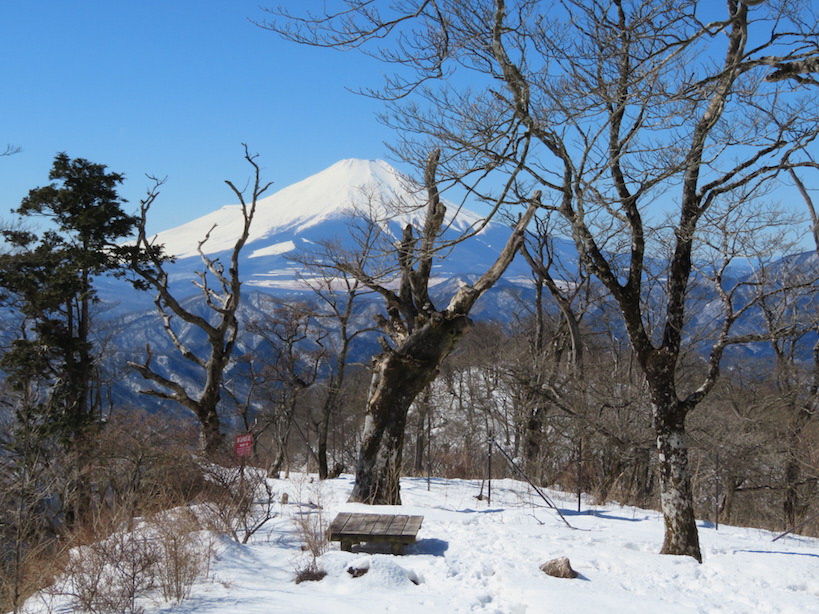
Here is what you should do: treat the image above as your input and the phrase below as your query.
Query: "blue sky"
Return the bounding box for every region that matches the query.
[2,2,816,253]
[0,1,393,234]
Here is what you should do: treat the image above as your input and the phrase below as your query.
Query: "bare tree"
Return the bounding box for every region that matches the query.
[264,0,819,560]
[293,263,375,479]
[300,150,536,504]
[245,297,325,475]
[128,146,272,455]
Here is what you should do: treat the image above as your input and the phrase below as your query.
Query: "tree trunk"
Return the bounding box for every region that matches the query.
[197,406,225,456]
[318,378,342,480]
[349,315,470,504]
[783,405,811,528]
[523,405,545,470]
[412,386,432,475]
[653,402,701,562]
[317,401,332,480]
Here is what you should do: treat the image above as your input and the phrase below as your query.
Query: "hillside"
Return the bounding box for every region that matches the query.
[19,473,819,613]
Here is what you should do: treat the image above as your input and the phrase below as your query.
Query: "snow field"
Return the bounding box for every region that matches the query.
[17,474,819,613]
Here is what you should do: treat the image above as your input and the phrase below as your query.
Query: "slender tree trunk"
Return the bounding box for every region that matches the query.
[349,316,471,504]
[783,405,812,528]
[317,394,333,480]
[413,386,432,475]
[653,402,701,562]
[318,354,347,478]
[523,406,544,468]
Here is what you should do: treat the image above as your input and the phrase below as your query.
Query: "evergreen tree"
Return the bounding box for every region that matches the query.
[0,153,144,444]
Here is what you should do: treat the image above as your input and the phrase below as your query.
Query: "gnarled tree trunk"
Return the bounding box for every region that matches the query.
[344,151,537,505]
[350,316,470,503]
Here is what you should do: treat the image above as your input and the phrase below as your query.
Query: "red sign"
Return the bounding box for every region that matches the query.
[235,433,253,458]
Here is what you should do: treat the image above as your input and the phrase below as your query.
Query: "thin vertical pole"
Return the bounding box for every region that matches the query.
[487,437,492,506]
[426,406,432,491]
[714,451,720,531]
[577,438,582,513]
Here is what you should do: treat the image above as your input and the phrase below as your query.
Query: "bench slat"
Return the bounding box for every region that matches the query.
[327,512,423,549]
[328,512,353,532]
[403,516,423,535]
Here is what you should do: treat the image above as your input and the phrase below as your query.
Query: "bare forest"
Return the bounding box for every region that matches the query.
[2,0,819,611]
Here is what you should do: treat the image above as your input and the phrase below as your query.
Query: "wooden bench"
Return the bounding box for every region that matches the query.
[327,512,423,555]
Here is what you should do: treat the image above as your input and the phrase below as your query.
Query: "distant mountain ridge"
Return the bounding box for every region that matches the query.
[65,159,819,414]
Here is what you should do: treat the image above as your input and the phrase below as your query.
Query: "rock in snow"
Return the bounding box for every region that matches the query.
[540,556,579,579]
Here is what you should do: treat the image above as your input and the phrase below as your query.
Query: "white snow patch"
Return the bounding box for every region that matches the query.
[149,159,488,259]
[249,240,296,259]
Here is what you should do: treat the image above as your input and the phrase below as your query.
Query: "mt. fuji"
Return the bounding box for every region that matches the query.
[145,158,550,297]
[153,158,483,259]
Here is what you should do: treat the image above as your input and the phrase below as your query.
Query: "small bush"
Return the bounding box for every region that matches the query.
[294,563,327,584]
[150,508,214,604]
[291,477,329,584]
[61,528,159,614]
[199,462,278,544]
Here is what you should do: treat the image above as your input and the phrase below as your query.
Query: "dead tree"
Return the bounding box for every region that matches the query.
[293,265,374,479]
[128,146,272,455]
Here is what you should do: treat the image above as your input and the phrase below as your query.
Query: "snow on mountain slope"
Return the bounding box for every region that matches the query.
[152,158,485,259]
[138,157,547,295]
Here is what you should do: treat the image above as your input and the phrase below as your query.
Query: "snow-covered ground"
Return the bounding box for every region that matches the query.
[20,474,819,614]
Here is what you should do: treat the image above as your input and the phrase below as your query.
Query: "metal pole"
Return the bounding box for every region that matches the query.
[426,406,432,492]
[492,439,575,529]
[714,451,720,530]
[773,510,819,542]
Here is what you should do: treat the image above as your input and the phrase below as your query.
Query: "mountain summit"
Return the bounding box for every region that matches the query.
[148,158,525,291]
[153,158,480,260]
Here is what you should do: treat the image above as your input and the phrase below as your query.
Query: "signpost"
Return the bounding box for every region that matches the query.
[235,433,253,458]
[235,433,253,498]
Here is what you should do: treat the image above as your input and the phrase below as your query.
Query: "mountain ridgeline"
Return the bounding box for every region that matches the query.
[95,158,815,415]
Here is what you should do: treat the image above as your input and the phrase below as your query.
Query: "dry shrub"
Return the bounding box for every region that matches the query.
[294,564,327,584]
[49,504,214,613]
[0,410,217,612]
[87,412,208,516]
[199,461,278,544]
[0,539,67,614]
[149,508,214,604]
[291,476,329,583]
[60,526,159,614]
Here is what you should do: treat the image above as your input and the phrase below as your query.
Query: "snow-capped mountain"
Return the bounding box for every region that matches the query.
[145,158,550,296]
[154,159,483,258]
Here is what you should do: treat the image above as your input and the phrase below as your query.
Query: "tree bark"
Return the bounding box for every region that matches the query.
[653,402,701,562]
[349,315,471,504]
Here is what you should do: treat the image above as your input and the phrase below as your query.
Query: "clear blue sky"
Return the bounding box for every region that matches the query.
[0,1,393,234]
[2,2,816,253]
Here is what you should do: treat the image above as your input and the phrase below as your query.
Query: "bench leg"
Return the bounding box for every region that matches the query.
[391,542,404,555]
[341,540,353,552]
